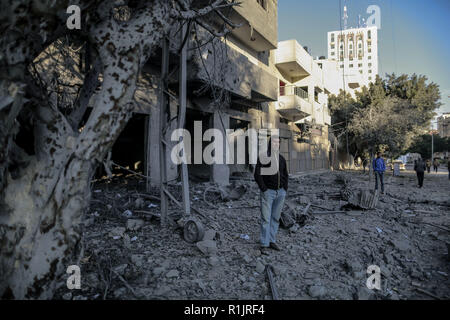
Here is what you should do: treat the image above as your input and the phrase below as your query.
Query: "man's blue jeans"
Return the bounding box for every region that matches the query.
[260,188,286,247]
[374,171,384,193]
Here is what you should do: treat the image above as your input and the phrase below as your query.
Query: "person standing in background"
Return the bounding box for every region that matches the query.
[425,159,431,173]
[372,152,386,194]
[433,158,439,173]
[414,158,426,188]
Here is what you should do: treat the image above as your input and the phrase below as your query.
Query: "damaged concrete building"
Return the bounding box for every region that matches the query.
[109,0,347,186]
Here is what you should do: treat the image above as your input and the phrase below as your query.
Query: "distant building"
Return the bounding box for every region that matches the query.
[327,26,378,92]
[437,113,450,138]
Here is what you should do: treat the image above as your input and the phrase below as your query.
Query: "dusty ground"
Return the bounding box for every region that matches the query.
[55,168,450,300]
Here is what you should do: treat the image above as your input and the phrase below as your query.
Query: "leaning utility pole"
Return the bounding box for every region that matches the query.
[157,24,193,227]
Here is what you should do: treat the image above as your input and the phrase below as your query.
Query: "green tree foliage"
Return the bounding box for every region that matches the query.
[328,74,442,159]
[406,134,450,159]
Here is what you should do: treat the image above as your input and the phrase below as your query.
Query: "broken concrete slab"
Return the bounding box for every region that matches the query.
[196,240,218,256]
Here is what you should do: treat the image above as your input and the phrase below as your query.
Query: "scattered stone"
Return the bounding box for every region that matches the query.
[62,292,72,300]
[113,264,128,276]
[109,227,126,239]
[208,256,220,267]
[155,285,171,296]
[131,254,145,268]
[114,287,127,298]
[85,273,99,288]
[390,239,411,253]
[355,287,375,300]
[83,217,95,227]
[72,295,88,300]
[308,285,327,298]
[166,270,179,278]
[242,254,252,264]
[196,240,218,256]
[256,261,265,274]
[127,219,144,231]
[153,267,166,276]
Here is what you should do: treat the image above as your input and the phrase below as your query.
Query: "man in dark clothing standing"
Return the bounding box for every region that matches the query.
[414,158,426,188]
[254,136,288,254]
[372,152,386,194]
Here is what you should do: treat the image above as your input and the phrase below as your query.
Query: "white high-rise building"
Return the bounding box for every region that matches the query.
[327,26,378,90]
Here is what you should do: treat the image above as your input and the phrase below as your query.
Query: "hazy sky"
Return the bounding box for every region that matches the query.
[278,0,450,121]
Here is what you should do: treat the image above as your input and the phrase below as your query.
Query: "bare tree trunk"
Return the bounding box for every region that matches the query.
[0,1,173,298]
[1,0,236,299]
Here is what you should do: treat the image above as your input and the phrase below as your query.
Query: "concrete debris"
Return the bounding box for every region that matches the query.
[131,254,145,268]
[109,227,126,239]
[126,219,144,231]
[308,285,327,298]
[208,256,220,267]
[53,170,450,300]
[196,240,218,256]
[256,261,265,274]
[62,292,72,300]
[113,264,128,276]
[122,209,133,217]
[166,270,179,278]
[203,229,217,241]
[153,267,166,276]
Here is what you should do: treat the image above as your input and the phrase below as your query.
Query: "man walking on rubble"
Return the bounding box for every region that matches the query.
[433,158,439,173]
[426,159,431,173]
[414,157,426,188]
[372,152,386,194]
[254,135,288,254]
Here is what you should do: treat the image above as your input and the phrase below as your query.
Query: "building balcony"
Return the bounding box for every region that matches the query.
[276,86,312,122]
[226,0,278,52]
[274,40,312,82]
[188,32,278,102]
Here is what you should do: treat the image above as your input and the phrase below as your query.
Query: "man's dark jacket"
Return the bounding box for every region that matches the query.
[254,154,288,192]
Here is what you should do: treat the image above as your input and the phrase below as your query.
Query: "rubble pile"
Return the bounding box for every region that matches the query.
[55,170,450,300]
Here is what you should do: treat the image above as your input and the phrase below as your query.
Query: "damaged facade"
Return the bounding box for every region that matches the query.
[107,0,348,186]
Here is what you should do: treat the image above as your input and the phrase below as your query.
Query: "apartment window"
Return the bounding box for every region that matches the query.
[359,70,363,74]
[358,43,362,49]
[331,44,335,49]
[256,0,267,10]
[331,51,335,56]
[368,48,372,53]
[358,63,362,68]
[369,76,372,80]
[368,63,372,67]
[331,33,335,42]
[349,64,353,68]
[369,70,372,73]
[368,56,372,60]
[340,64,344,68]
[368,30,371,39]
